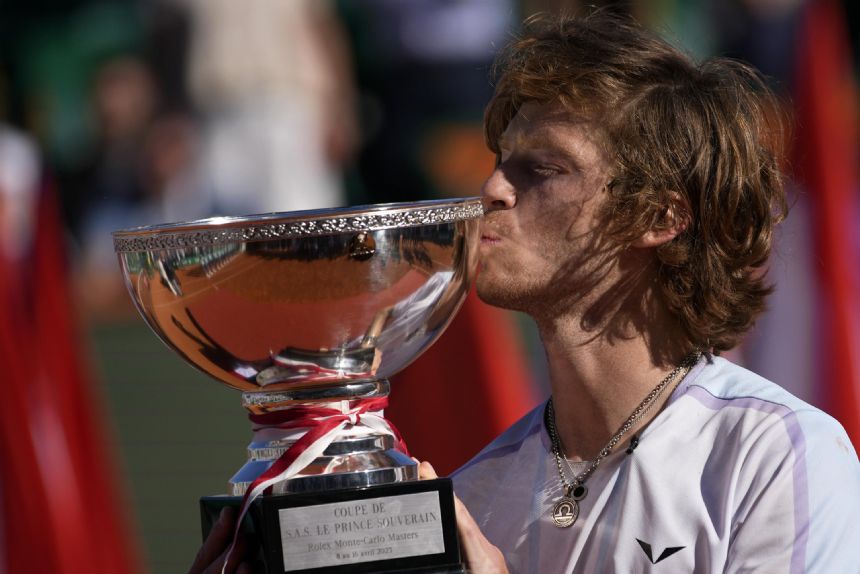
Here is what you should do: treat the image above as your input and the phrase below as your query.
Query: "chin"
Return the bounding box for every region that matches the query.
[475,272,534,313]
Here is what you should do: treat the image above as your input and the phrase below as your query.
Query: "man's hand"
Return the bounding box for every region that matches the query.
[188,507,253,574]
[417,461,509,574]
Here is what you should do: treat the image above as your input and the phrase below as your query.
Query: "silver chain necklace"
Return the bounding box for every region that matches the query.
[545,351,701,528]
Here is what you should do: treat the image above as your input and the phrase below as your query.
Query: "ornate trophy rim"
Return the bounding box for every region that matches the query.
[112,196,484,253]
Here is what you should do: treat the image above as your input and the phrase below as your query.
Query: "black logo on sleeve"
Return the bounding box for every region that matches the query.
[636,539,685,564]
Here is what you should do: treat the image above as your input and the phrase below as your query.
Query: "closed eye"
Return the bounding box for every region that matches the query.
[531,164,560,177]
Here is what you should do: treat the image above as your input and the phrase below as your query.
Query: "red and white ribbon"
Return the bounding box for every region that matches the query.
[222,397,408,573]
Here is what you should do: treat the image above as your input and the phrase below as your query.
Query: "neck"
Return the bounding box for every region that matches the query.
[535,298,693,462]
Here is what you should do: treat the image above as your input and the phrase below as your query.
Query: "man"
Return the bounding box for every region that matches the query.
[192,11,860,573]
[434,10,860,573]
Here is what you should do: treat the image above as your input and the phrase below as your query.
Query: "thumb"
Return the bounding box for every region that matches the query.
[415,460,439,480]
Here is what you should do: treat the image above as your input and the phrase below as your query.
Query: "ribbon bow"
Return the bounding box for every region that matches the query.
[222,397,409,572]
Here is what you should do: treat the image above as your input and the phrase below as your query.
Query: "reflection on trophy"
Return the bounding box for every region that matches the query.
[113,198,482,573]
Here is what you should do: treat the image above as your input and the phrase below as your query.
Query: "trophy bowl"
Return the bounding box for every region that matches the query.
[113,197,482,503]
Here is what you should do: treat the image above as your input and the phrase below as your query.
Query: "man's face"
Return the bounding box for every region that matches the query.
[476,101,617,317]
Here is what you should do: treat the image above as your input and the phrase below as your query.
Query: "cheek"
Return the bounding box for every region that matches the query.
[561,191,605,243]
[527,198,589,251]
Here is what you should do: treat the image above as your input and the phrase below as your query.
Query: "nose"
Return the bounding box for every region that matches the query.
[481,167,516,212]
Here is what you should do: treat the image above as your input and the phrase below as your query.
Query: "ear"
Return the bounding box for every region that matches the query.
[631,195,690,249]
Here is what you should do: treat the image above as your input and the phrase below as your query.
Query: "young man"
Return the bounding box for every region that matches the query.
[432,10,860,573]
[192,11,860,574]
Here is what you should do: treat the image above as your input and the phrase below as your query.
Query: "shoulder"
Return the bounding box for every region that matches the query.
[672,355,857,478]
[674,355,852,447]
[675,357,860,570]
[451,401,546,479]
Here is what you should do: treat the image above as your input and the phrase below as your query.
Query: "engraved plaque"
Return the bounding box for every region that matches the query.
[279,491,445,571]
[202,478,463,573]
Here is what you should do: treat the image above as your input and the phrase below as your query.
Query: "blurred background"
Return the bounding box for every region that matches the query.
[0,0,857,572]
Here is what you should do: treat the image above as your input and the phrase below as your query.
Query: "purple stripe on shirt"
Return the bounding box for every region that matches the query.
[684,384,810,574]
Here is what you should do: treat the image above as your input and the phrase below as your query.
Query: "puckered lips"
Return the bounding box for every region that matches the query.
[480,232,502,246]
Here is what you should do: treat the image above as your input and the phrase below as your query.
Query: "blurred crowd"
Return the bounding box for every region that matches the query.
[0,0,857,323]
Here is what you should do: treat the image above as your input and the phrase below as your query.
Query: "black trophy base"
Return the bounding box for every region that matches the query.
[201,478,463,574]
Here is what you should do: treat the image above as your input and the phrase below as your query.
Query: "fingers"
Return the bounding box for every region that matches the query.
[454,496,508,574]
[411,461,507,571]
[189,507,236,574]
[220,533,249,574]
[417,460,438,480]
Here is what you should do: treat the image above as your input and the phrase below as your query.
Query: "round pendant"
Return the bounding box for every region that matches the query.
[551,497,579,528]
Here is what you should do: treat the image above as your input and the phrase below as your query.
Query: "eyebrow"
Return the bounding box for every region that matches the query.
[502,129,578,157]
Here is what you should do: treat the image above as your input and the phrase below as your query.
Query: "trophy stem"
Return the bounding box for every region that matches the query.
[241,379,391,413]
[228,379,417,496]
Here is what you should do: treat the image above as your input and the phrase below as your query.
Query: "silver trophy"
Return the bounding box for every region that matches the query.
[114,198,482,573]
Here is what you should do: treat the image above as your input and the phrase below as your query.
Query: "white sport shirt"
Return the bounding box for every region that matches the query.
[452,356,860,573]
